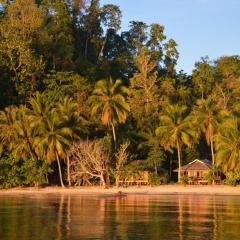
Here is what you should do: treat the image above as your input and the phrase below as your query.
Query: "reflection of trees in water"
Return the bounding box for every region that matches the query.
[1,194,240,239]
[0,195,62,240]
[56,194,64,240]
[213,196,240,240]
[177,195,215,239]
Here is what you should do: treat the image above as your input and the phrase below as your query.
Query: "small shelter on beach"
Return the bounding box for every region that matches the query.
[174,159,213,184]
[118,160,167,186]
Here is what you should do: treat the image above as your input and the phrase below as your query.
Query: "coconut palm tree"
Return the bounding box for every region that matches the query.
[57,96,87,139]
[215,118,240,171]
[90,78,130,149]
[28,92,52,128]
[56,96,88,186]
[11,105,38,161]
[156,104,198,182]
[0,105,39,161]
[0,106,18,152]
[191,98,227,164]
[34,108,72,187]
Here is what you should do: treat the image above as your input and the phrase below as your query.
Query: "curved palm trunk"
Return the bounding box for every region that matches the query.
[210,135,215,165]
[21,123,38,161]
[67,155,71,187]
[177,140,182,183]
[209,124,215,165]
[210,134,215,184]
[56,152,65,188]
[111,123,117,149]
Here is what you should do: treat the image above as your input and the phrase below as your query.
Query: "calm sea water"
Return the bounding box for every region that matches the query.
[0,193,240,240]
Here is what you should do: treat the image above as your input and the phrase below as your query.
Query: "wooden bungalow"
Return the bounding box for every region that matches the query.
[174,159,214,184]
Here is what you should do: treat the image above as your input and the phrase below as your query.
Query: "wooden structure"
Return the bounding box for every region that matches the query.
[174,159,215,185]
[118,171,149,186]
[118,160,167,186]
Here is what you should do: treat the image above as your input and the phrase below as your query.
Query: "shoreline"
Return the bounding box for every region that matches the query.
[1,185,240,196]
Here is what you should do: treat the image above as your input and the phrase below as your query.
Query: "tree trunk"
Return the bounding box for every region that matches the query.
[111,123,117,149]
[210,133,215,184]
[210,134,215,165]
[45,174,49,184]
[100,175,106,188]
[116,175,120,188]
[22,125,38,161]
[85,35,89,58]
[67,155,71,187]
[98,29,108,61]
[170,157,172,178]
[154,162,158,174]
[177,140,182,183]
[105,172,110,188]
[56,152,65,188]
[53,56,56,70]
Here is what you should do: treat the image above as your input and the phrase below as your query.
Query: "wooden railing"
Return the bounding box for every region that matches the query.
[187,176,221,185]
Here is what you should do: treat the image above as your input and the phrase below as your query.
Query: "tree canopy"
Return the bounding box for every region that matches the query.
[0,0,239,187]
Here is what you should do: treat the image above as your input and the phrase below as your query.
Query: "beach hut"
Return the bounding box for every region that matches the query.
[174,159,213,184]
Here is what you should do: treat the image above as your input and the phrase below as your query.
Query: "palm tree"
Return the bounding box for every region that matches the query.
[57,96,88,186]
[0,105,38,161]
[11,105,38,161]
[57,96,87,139]
[34,108,72,187]
[28,92,52,128]
[191,98,226,165]
[91,78,130,149]
[0,106,18,152]
[156,104,198,182]
[215,118,240,171]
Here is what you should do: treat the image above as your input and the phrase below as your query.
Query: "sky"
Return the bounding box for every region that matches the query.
[101,0,240,74]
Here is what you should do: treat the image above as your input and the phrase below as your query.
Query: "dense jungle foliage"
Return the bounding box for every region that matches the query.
[0,0,239,188]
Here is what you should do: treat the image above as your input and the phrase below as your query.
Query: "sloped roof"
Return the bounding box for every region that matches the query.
[174,159,212,172]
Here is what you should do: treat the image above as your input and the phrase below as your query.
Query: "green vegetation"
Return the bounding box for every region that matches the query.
[0,0,239,188]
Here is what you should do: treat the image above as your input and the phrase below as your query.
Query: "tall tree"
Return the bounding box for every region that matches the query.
[57,96,87,186]
[213,56,240,110]
[0,106,18,153]
[28,92,52,127]
[127,21,148,56]
[11,105,38,161]
[215,118,240,172]
[156,104,197,182]
[98,4,122,60]
[0,0,44,97]
[191,98,227,164]
[34,108,72,187]
[81,0,102,61]
[192,57,215,100]
[39,0,74,70]
[129,49,160,129]
[91,78,130,148]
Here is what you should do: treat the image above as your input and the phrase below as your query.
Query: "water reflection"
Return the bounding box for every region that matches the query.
[0,193,240,240]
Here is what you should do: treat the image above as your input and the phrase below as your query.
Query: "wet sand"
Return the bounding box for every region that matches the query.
[1,185,240,196]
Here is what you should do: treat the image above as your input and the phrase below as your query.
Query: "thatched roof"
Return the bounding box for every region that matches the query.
[174,159,212,172]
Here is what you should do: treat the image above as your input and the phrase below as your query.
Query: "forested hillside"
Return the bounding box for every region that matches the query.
[0,0,239,188]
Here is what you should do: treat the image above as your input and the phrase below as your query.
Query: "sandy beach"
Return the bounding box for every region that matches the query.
[1,185,240,196]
